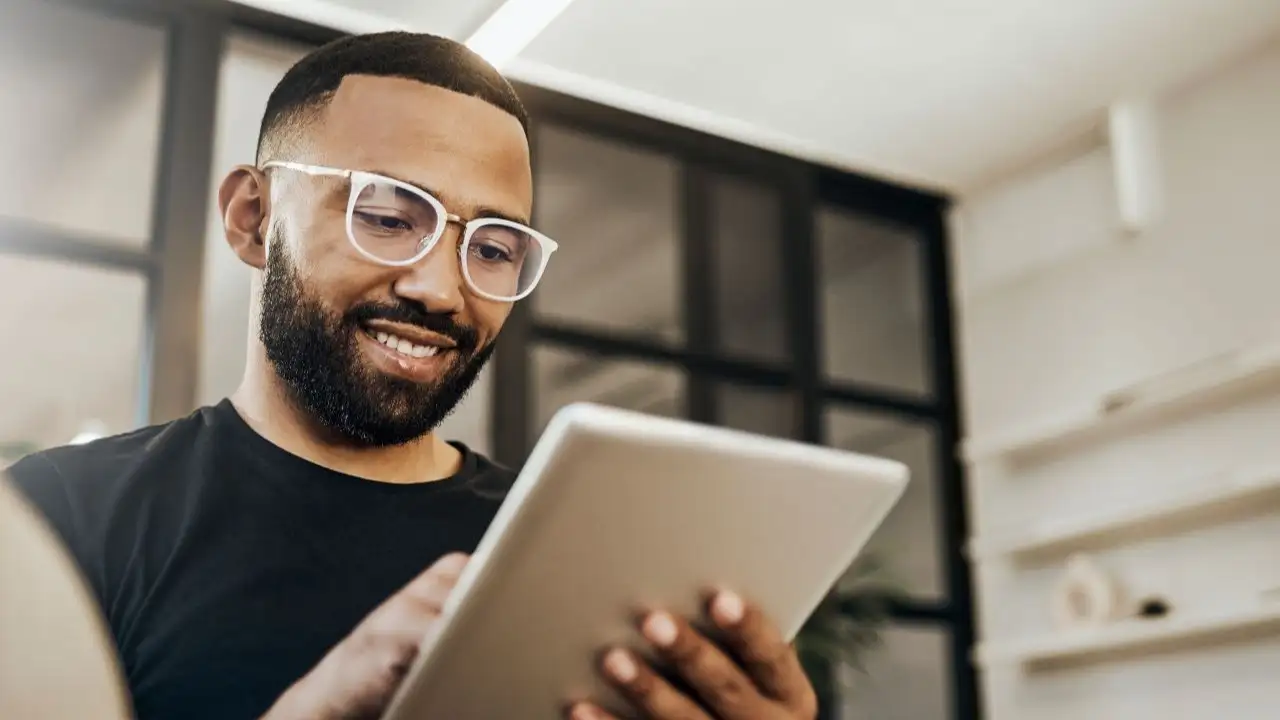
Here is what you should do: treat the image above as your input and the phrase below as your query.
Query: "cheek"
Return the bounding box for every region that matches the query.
[468,299,511,344]
[280,208,373,302]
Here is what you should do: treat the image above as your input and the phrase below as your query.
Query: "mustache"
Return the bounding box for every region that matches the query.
[346,301,480,352]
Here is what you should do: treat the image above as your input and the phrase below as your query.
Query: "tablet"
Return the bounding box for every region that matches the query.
[383,403,908,719]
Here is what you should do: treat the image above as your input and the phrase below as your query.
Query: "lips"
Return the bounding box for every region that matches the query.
[356,326,456,384]
[345,303,481,383]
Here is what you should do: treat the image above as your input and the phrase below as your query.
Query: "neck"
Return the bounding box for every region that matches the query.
[230,352,462,485]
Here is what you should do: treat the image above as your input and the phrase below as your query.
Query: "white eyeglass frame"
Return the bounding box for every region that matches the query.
[261,160,558,302]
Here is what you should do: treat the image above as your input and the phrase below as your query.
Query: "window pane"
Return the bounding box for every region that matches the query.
[817,208,931,396]
[716,384,796,439]
[710,174,788,363]
[0,0,164,247]
[532,346,686,437]
[199,32,311,407]
[827,407,945,601]
[532,126,682,344]
[0,255,145,461]
[836,624,952,720]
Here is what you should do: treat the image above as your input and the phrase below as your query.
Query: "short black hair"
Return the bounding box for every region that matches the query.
[256,31,528,164]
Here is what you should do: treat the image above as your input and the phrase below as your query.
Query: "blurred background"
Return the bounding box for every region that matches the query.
[3,0,1280,718]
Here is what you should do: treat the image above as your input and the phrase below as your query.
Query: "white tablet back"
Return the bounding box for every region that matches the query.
[384,403,907,719]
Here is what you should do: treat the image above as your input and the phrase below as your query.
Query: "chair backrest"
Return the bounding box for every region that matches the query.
[0,474,131,719]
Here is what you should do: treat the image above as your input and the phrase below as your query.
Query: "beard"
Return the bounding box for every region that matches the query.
[258,234,494,448]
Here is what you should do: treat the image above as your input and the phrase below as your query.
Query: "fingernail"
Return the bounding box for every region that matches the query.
[642,612,679,648]
[713,590,745,626]
[570,703,600,720]
[603,648,638,683]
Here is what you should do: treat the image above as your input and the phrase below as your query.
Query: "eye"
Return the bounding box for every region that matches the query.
[353,210,413,233]
[470,242,513,263]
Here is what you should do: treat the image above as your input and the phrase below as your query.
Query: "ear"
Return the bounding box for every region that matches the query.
[219,165,270,270]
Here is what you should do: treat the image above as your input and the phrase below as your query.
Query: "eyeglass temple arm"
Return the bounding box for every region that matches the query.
[260,161,351,179]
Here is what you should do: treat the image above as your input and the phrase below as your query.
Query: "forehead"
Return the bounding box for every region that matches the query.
[311,75,532,218]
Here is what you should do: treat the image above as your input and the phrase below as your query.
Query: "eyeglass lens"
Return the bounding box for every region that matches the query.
[349,178,544,299]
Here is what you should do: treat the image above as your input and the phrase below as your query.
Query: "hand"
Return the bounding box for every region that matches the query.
[261,553,469,720]
[569,590,818,720]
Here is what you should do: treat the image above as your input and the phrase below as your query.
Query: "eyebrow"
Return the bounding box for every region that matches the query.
[367,167,532,227]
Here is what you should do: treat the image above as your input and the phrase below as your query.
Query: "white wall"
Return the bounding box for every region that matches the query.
[198,32,493,455]
[953,39,1280,720]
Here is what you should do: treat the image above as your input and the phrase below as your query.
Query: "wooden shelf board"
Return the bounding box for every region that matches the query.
[975,604,1280,673]
[968,467,1280,563]
[963,344,1280,465]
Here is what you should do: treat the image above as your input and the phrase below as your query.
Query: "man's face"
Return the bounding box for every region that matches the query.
[256,76,533,446]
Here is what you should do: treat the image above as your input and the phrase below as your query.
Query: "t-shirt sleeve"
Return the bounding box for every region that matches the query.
[5,448,110,609]
[6,450,80,545]
[4,453,93,585]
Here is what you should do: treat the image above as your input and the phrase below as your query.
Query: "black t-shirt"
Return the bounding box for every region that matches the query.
[6,399,514,720]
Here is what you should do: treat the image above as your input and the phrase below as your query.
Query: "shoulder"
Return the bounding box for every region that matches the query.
[4,407,219,553]
[9,410,209,496]
[454,444,517,503]
[4,451,70,529]
[6,426,162,520]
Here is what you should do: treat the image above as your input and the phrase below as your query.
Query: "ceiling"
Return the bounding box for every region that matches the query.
[239,0,1280,194]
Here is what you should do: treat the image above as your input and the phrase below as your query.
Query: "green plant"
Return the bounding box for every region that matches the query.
[795,553,903,683]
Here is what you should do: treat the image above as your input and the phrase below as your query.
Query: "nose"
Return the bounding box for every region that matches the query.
[392,226,466,315]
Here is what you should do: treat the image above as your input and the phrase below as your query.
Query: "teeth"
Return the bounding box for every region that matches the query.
[370,330,441,359]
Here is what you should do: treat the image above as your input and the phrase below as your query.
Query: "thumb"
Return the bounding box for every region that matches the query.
[428,552,470,576]
[400,552,470,606]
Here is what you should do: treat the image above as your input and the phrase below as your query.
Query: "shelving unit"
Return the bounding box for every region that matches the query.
[962,341,1280,465]
[968,465,1280,563]
[974,603,1280,673]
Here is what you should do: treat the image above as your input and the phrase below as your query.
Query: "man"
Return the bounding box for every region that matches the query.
[7,32,818,720]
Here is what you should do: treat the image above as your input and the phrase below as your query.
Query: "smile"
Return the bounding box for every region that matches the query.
[365,329,443,359]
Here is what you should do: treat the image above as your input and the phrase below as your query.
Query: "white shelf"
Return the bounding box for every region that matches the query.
[968,466,1280,563]
[962,341,1280,465]
[974,603,1280,672]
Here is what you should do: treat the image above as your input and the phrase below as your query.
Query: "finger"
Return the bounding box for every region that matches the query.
[565,702,615,720]
[400,552,469,610]
[565,700,629,720]
[325,586,447,718]
[359,553,469,639]
[640,610,763,719]
[358,587,442,650]
[597,647,709,720]
[708,590,816,716]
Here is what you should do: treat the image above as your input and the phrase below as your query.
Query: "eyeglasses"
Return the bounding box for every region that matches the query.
[261,161,558,302]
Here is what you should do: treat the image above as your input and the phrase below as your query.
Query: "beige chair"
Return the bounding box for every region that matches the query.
[0,473,132,719]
